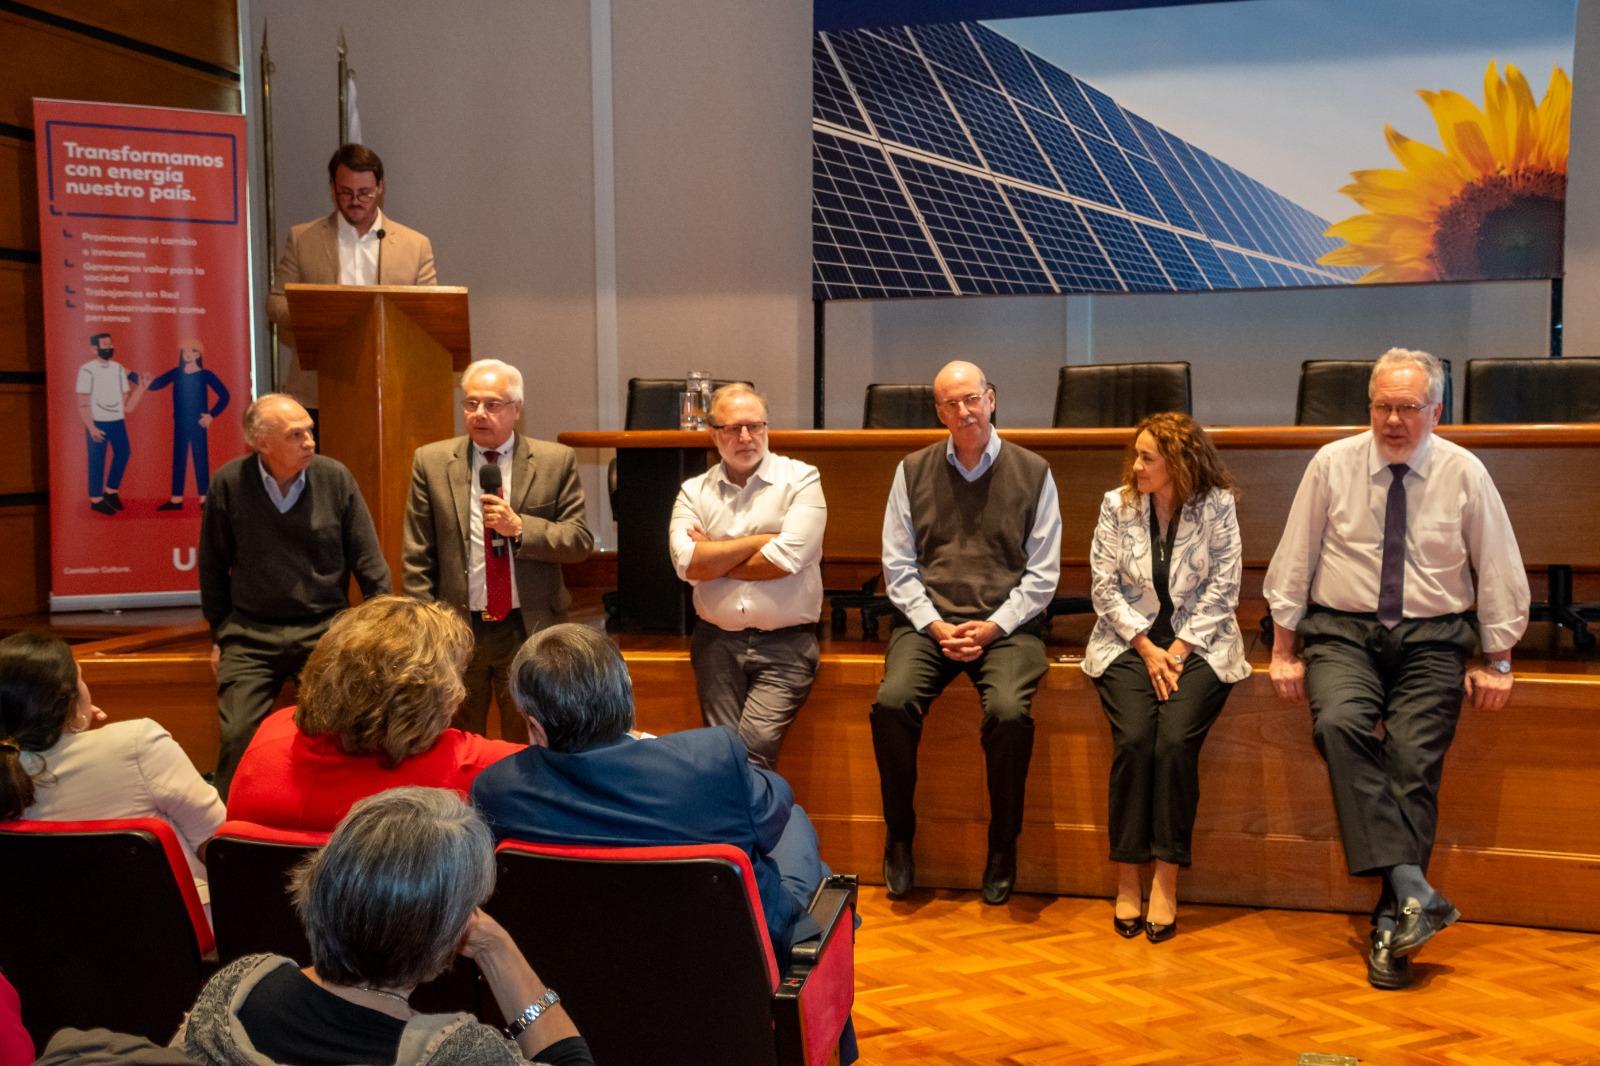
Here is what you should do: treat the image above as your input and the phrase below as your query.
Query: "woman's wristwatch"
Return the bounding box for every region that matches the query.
[1485,658,1512,675]
[505,989,560,1037]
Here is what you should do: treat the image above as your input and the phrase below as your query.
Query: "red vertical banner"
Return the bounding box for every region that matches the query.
[33,99,251,609]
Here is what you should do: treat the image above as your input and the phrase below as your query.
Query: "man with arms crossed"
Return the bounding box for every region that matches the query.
[1264,347,1529,990]
[872,360,1062,905]
[669,384,826,770]
[404,359,593,739]
[200,394,390,796]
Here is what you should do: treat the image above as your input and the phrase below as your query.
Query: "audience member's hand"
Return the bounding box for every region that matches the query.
[1464,665,1513,710]
[457,908,514,961]
[687,524,709,542]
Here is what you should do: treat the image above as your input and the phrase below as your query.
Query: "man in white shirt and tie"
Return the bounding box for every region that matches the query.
[267,144,438,414]
[403,359,593,739]
[669,384,827,770]
[1263,347,1529,990]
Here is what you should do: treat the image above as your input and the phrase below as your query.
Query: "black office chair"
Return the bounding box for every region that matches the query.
[1296,358,1455,425]
[829,384,946,637]
[1051,361,1192,428]
[1465,357,1600,651]
[1047,362,1194,627]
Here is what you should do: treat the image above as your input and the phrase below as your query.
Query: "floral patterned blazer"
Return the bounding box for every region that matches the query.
[1081,486,1251,682]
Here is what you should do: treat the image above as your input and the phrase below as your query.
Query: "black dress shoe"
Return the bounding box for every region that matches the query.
[981,849,1016,906]
[883,840,914,899]
[1113,915,1142,938]
[1144,919,1177,944]
[1367,928,1414,990]
[1390,895,1459,957]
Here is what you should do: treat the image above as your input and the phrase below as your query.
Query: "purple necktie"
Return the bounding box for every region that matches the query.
[1377,463,1409,628]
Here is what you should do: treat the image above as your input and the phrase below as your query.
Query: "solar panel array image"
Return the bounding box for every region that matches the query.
[812,22,1360,300]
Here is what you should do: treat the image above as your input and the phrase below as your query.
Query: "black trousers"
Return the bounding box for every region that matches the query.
[456,612,530,741]
[214,613,332,798]
[1092,650,1232,867]
[870,623,1047,851]
[1301,607,1475,884]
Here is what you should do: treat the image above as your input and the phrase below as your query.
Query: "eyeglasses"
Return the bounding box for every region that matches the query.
[335,187,378,203]
[462,398,515,415]
[1370,402,1431,419]
[710,421,768,437]
[936,391,990,414]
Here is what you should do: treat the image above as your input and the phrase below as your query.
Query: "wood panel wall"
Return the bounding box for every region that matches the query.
[0,0,240,618]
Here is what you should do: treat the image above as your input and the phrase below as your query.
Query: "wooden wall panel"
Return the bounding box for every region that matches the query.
[23,0,241,74]
[0,383,48,494]
[0,261,45,374]
[0,137,38,252]
[0,504,49,618]
[0,13,240,130]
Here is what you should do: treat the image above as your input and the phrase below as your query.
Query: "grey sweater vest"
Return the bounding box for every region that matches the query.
[903,439,1050,624]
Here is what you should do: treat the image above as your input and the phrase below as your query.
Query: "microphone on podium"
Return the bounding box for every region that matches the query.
[479,463,507,557]
[374,227,386,285]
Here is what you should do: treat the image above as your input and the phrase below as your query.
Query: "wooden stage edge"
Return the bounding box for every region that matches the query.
[27,604,1600,936]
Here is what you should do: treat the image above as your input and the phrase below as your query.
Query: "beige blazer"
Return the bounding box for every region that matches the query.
[266,211,437,405]
[402,434,593,633]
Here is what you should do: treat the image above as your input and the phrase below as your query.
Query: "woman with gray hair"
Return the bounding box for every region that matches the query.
[178,787,593,1066]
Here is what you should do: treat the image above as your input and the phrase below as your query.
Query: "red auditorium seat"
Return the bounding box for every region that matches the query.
[490,840,857,1066]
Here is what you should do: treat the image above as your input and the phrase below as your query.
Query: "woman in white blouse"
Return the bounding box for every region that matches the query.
[0,632,224,910]
[1083,413,1250,943]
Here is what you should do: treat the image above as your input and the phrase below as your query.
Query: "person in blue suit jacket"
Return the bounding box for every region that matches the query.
[147,338,230,511]
[470,623,830,960]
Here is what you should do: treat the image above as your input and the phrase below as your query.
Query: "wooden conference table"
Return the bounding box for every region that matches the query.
[560,424,1600,632]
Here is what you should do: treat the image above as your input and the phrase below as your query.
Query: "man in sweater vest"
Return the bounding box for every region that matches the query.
[199,394,391,797]
[873,360,1062,905]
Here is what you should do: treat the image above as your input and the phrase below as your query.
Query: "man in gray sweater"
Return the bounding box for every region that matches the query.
[872,360,1062,906]
[199,393,390,796]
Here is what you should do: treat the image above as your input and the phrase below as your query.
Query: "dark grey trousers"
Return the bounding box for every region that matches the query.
[1300,607,1476,881]
[870,622,1048,851]
[214,613,331,798]
[456,612,530,741]
[1092,650,1232,867]
[690,622,819,770]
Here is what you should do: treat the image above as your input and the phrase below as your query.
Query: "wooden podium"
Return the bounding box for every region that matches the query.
[285,283,471,582]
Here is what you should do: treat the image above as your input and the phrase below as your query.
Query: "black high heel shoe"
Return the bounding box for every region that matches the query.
[1113,915,1142,938]
[1144,919,1178,944]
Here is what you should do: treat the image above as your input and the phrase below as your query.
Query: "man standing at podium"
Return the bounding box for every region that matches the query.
[266,144,438,414]
[403,359,593,740]
[200,394,391,797]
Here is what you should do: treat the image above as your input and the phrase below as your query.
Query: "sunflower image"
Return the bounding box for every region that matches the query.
[1320,61,1570,283]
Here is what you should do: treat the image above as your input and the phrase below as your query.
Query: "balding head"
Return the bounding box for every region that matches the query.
[244,393,316,482]
[932,360,995,456]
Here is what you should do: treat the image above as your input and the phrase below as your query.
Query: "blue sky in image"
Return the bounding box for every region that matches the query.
[992,0,1576,219]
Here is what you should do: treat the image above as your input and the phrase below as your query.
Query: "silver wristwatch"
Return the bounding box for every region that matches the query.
[506,989,560,1037]
[1485,658,1512,675]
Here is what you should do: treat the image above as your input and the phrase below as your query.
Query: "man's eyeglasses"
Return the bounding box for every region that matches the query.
[936,391,990,414]
[335,187,378,204]
[462,398,515,415]
[710,421,768,437]
[1370,402,1431,419]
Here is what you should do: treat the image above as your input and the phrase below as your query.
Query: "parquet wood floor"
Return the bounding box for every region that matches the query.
[851,885,1600,1065]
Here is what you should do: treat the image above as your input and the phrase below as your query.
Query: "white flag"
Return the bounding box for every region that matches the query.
[344,69,362,145]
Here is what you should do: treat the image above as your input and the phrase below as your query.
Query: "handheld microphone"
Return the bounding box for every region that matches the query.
[374,228,387,285]
[479,462,507,557]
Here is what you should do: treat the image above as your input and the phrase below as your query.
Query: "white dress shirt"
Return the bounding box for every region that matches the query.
[881,430,1062,634]
[1263,430,1530,653]
[469,435,521,613]
[23,719,225,905]
[336,207,384,286]
[669,451,826,631]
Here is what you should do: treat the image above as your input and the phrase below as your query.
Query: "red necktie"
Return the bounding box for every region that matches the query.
[483,450,512,621]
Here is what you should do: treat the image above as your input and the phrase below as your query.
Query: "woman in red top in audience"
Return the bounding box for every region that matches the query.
[228,596,523,830]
